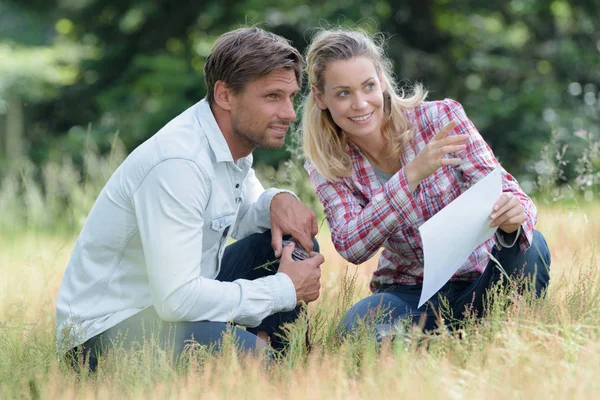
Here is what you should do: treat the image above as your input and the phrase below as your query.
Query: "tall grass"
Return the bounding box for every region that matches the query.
[1,131,599,398]
[0,131,127,235]
[1,203,599,398]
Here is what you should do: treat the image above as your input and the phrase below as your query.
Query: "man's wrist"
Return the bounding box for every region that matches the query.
[270,191,297,210]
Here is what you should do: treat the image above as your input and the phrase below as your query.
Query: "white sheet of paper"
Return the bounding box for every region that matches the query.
[418,167,502,307]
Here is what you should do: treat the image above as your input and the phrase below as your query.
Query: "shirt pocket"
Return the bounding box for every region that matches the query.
[420,170,459,219]
[211,213,236,233]
[423,173,454,197]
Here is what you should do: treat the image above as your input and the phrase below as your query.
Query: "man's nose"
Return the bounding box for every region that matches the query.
[279,97,296,121]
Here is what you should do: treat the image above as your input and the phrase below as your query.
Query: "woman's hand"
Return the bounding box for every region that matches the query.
[404,121,469,191]
[489,192,525,234]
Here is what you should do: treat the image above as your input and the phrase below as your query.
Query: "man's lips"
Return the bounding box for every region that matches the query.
[269,125,290,133]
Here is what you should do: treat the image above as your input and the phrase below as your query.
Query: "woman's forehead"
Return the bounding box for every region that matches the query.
[322,57,378,88]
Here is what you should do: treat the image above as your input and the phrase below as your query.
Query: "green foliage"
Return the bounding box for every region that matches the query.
[0,131,126,234]
[0,0,599,187]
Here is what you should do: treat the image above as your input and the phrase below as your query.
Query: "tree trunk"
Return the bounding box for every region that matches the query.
[5,96,24,163]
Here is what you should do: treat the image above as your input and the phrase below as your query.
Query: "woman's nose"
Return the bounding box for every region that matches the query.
[351,94,367,110]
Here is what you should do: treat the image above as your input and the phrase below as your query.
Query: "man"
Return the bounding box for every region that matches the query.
[56,27,324,370]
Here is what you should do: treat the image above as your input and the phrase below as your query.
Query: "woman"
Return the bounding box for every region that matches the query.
[301,28,551,335]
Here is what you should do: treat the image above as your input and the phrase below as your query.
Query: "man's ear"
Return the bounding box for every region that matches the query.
[214,81,233,111]
[311,85,327,110]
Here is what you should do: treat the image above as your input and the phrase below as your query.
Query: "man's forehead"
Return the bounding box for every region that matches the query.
[256,68,299,88]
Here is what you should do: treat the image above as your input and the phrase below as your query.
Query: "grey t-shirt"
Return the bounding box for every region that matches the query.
[372,166,393,185]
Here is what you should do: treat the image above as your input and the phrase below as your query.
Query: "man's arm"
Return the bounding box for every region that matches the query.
[229,167,271,238]
[132,159,296,326]
[231,168,316,256]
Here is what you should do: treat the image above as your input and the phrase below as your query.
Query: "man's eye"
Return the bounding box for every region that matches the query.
[267,94,278,99]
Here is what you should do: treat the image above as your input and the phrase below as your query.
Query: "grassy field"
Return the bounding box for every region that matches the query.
[1,202,599,399]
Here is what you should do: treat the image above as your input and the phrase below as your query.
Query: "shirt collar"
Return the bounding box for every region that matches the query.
[196,99,234,163]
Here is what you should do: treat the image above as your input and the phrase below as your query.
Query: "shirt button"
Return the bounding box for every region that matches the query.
[235,183,240,188]
[219,223,223,229]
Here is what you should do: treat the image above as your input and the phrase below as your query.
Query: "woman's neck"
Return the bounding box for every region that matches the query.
[349,131,386,159]
[348,131,401,174]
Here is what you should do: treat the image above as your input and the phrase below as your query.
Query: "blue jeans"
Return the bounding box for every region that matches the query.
[341,230,551,338]
[71,231,317,370]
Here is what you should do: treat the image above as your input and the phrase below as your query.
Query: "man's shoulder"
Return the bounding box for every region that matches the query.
[152,103,214,171]
[116,104,215,192]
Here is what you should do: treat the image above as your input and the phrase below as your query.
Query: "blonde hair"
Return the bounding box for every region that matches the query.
[302,28,427,181]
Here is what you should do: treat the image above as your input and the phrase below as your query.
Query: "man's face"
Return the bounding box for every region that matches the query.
[228,68,299,150]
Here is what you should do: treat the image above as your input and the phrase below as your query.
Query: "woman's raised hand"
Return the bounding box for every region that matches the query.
[404,121,469,191]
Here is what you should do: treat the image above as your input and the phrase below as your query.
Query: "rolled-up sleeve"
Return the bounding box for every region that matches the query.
[133,159,296,327]
[436,99,537,252]
[305,161,421,264]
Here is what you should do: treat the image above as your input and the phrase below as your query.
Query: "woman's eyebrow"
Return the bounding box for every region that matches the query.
[331,77,376,90]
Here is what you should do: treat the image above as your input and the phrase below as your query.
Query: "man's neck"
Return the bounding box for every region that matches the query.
[210,103,254,161]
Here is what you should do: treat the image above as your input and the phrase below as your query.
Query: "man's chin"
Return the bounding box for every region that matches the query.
[258,138,286,149]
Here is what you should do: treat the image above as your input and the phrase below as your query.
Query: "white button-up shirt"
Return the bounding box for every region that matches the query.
[56,99,297,351]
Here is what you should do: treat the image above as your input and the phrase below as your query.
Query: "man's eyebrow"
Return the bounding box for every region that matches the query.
[263,88,300,95]
[332,77,376,90]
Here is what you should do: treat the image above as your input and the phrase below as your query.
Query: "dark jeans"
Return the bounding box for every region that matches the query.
[70,231,318,371]
[341,230,551,339]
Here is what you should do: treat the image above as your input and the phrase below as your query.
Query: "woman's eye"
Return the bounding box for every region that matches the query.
[365,83,375,91]
[337,90,349,98]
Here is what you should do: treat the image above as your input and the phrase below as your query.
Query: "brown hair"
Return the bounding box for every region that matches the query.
[204,27,303,105]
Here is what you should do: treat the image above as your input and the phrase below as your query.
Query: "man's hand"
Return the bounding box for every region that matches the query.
[270,193,318,257]
[490,192,525,234]
[278,243,323,305]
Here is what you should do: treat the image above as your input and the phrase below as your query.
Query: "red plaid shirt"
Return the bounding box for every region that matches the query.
[305,99,537,291]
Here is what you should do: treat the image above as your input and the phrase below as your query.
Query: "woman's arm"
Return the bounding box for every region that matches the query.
[436,99,537,252]
[305,160,422,264]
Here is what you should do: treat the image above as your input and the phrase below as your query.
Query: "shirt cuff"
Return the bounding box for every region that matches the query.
[496,226,521,248]
[255,189,299,228]
[265,189,300,207]
[270,272,297,312]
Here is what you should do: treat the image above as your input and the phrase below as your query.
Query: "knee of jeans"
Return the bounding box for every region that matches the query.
[312,237,320,253]
[531,230,551,275]
[279,232,320,253]
[339,294,401,334]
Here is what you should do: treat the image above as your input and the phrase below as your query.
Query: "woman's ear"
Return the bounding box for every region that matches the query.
[312,85,327,110]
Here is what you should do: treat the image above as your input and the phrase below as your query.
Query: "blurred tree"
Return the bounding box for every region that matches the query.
[1,0,599,182]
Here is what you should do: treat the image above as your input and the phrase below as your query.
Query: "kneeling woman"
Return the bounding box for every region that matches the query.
[301,28,551,335]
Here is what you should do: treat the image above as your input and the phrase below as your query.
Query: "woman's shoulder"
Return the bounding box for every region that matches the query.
[304,147,364,188]
[407,98,467,122]
[404,98,470,139]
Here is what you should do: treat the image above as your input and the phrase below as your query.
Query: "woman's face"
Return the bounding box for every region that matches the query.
[314,56,385,142]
